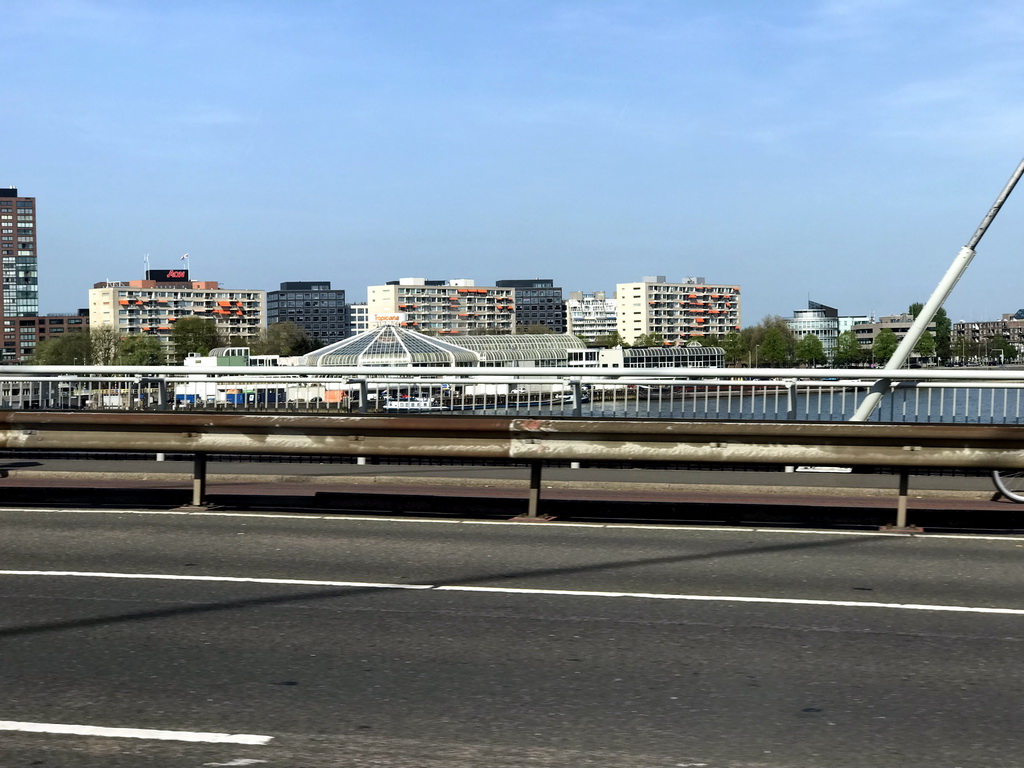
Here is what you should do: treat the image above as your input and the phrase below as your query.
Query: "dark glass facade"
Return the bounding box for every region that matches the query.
[266,281,347,346]
[495,279,566,333]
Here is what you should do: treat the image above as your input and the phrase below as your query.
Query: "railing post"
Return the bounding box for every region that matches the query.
[357,380,368,414]
[571,380,583,417]
[156,378,168,411]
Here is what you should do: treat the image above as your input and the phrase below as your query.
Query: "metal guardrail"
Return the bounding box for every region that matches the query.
[3,365,1024,423]
[2,411,1023,523]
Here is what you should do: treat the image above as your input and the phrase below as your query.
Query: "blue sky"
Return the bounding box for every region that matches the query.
[8,0,1024,324]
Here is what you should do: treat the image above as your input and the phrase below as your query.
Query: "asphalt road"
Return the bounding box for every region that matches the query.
[1,508,1023,766]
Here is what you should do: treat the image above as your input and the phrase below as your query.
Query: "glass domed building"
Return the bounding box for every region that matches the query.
[302,324,586,367]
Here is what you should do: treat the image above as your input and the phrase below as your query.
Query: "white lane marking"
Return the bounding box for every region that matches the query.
[0,571,432,590]
[0,720,271,744]
[438,585,1024,615]
[3,570,1024,616]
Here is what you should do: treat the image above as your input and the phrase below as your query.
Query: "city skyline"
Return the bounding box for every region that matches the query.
[8,1,1024,324]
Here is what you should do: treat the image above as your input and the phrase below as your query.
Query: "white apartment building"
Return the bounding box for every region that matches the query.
[565,291,617,342]
[345,302,369,337]
[89,271,265,350]
[615,276,741,345]
[366,278,516,336]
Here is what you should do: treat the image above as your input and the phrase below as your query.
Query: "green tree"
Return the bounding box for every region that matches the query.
[29,331,93,365]
[987,334,1017,364]
[934,308,952,363]
[251,322,318,356]
[953,335,977,364]
[632,332,666,347]
[833,331,864,367]
[170,317,222,362]
[910,302,952,363]
[759,326,791,366]
[718,331,747,366]
[90,326,121,365]
[516,323,555,335]
[794,334,826,367]
[115,334,166,365]
[872,328,900,363]
[913,331,936,362]
[594,331,627,348]
[741,315,796,366]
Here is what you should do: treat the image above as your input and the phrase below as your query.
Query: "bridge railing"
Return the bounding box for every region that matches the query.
[2,365,1024,423]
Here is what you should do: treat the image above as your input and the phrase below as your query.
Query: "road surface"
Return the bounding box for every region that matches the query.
[1,507,1022,766]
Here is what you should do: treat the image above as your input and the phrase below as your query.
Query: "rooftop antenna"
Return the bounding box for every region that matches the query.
[852,154,1024,421]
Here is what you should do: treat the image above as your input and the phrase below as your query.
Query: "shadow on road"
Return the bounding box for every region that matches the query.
[0,534,873,639]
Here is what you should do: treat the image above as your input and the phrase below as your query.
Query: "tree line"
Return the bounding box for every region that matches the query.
[25,304,1019,367]
[29,319,318,365]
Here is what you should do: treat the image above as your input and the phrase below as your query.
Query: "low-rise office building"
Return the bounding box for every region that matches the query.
[495,278,565,333]
[2,311,89,363]
[266,281,346,345]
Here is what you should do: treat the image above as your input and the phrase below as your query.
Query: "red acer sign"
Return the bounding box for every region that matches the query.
[146,269,190,282]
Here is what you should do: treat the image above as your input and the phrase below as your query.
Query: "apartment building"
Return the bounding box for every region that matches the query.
[615,276,741,345]
[367,278,516,335]
[953,312,1024,358]
[565,291,617,342]
[89,269,265,351]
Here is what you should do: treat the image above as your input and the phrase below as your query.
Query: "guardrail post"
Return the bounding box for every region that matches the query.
[896,470,909,529]
[192,453,207,507]
[527,460,543,518]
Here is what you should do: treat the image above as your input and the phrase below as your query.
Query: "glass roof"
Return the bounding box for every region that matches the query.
[447,333,586,363]
[303,326,588,366]
[303,325,479,366]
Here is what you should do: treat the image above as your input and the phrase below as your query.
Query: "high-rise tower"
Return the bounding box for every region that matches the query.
[0,188,38,317]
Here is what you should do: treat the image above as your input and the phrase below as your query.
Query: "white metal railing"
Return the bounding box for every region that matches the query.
[2,364,1024,423]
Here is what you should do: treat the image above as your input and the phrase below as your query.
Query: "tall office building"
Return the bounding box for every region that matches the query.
[266,281,346,346]
[495,279,565,333]
[1,188,38,318]
[1,187,43,362]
